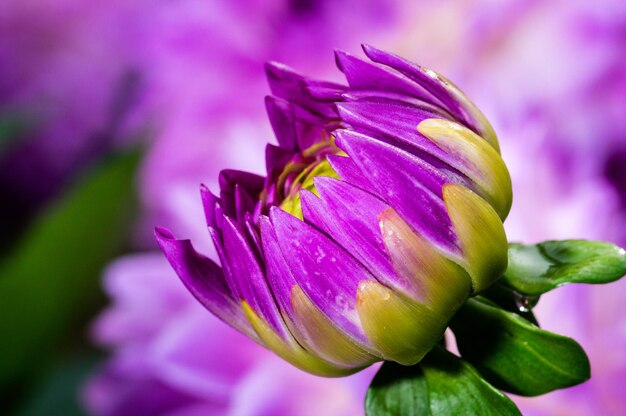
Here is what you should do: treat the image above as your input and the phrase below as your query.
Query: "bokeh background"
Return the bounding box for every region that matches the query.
[1,0,625,415]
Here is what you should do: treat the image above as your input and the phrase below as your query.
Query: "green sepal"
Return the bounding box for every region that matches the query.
[366,346,521,416]
[451,297,590,396]
[503,240,626,296]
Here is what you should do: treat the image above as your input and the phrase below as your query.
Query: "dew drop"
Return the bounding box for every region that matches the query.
[513,291,539,313]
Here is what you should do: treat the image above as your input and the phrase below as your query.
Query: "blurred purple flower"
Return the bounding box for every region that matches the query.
[85,254,377,416]
[0,0,146,224]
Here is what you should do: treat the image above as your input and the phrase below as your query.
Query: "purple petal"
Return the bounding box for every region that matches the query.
[289,102,338,150]
[265,96,298,152]
[304,83,345,102]
[200,184,219,229]
[265,95,337,151]
[269,207,373,344]
[301,180,417,296]
[362,44,489,139]
[219,169,265,196]
[265,143,293,176]
[218,170,265,218]
[259,216,299,319]
[334,130,460,255]
[244,212,263,256]
[335,50,433,102]
[326,154,374,190]
[234,184,256,224]
[302,77,346,102]
[205,202,230,278]
[219,215,289,337]
[265,61,338,119]
[342,90,453,118]
[336,100,453,168]
[362,45,468,122]
[154,227,251,335]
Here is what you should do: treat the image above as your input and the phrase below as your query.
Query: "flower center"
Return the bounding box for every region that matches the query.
[270,139,342,219]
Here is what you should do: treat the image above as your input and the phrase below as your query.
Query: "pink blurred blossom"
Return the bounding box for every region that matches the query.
[85,254,377,416]
[0,0,146,209]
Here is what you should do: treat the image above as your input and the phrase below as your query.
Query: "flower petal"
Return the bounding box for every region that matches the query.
[262,217,379,368]
[335,129,461,255]
[154,227,253,338]
[335,50,432,102]
[362,44,499,152]
[418,118,512,219]
[265,96,298,151]
[289,285,378,368]
[259,217,374,370]
[200,184,219,229]
[265,61,339,119]
[241,302,358,377]
[300,179,416,296]
[336,100,445,160]
[219,215,288,337]
[269,206,374,345]
[218,170,264,218]
[378,207,471,309]
[265,143,293,176]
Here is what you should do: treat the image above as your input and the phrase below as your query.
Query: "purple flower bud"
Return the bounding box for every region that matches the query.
[157,45,512,375]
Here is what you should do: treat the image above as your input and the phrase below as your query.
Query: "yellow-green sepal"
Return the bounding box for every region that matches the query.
[418,118,512,220]
[242,301,358,377]
[356,280,446,366]
[443,184,508,294]
[288,285,378,369]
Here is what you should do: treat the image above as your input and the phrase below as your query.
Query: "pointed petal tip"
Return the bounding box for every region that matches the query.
[334,49,351,70]
[264,60,285,75]
[258,213,272,233]
[361,43,385,59]
[265,61,300,81]
[200,183,218,202]
[264,94,286,108]
[360,43,375,56]
[268,205,287,225]
[154,226,174,241]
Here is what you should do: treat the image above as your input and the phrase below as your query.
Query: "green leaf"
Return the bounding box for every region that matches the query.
[419,347,521,416]
[366,362,430,416]
[503,240,626,296]
[366,346,521,416]
[451,298,590,396]
[0,149,140,391]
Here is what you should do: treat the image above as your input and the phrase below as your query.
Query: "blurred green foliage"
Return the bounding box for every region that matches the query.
[0,149,140,410]
[0,114,29,158]
[14,354,100,416]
